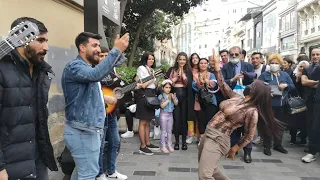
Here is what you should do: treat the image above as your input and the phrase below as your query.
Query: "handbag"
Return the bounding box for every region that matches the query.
[269,75,284,97]
[286,91,307,114]
[143,95,161,109]
[198,73,213,104]
[270,85,283,97]
[199,86,213,104]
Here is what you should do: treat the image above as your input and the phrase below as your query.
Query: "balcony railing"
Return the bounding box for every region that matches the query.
[311,27,315,33]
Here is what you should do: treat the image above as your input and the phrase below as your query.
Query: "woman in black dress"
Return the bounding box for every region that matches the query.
[135,52,160,155]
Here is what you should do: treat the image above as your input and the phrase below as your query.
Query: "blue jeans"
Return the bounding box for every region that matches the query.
[230,127,253,153]
[98,122,108,177]
[63,125,102,180]
[106,115,120,175]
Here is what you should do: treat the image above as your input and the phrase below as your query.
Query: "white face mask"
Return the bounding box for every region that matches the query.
[270,64,280,72]
[230,58,240,64]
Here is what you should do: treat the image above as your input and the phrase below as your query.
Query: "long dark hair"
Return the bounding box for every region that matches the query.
[189,53,200,69]
[140,52,156,68]
[173,52,189,73]
[245,80,282,139]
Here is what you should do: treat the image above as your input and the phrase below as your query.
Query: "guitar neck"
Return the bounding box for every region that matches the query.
[0,39,13,59]
[121,72,161,94]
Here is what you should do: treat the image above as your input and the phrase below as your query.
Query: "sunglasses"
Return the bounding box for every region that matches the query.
[230,53,240,57]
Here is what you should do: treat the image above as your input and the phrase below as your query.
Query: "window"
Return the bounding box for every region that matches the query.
[290,12,296,29]
[306,18,310,29]
[312,15,316,28]
[281,17,285,31]
[199,45,202,49]
[281,35,295,50]
[205,44,207,48]
[205,32,208,35]
[285,14,290,31]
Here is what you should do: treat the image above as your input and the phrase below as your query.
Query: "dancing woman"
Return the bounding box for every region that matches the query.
[198,49,281,180]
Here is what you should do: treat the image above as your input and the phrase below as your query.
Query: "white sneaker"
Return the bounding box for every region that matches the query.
[108,171,128,180]
[121,131,134,138]
[150,132,154,138]
[252,136,261,145]
[302,154,317,163]
[186,136,194,144]
[96,174,108,180]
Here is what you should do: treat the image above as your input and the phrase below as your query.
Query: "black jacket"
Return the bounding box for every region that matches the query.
[0,51,58,179]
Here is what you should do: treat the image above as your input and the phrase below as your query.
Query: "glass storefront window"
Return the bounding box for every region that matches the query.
[281,35,295,50]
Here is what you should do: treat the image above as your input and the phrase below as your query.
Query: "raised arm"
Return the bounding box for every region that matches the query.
[212,49,239,99]
[68,34,129,83]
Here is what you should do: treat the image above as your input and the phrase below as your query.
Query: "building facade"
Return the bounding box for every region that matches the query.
[297,0,320,57]
[172,0,221,58]
[279,1,299,60]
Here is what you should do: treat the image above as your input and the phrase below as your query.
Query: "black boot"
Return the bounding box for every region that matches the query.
[174,143,179,150]
[263,147,271,156]
[243,151,252,163]
[182,143,188,150]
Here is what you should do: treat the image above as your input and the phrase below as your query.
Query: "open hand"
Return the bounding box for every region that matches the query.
[114,33,129,52]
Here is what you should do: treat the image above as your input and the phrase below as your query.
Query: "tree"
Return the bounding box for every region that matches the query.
[122,0,204,67]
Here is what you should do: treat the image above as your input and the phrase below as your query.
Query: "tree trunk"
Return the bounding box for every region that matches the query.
[113,0,128,37]
[127,13,153,67]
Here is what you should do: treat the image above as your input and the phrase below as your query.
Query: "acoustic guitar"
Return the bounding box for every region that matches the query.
[0,21,39,59]
[103,69,164,114]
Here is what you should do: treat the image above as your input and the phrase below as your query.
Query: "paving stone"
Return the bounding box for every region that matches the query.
[133,171,156,176]
[260,159,283,163]
[168,167,190,172]
[223,165,245,170]
[50,132,320,179]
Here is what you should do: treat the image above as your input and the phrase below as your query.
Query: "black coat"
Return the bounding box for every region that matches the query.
[0,51,58,179]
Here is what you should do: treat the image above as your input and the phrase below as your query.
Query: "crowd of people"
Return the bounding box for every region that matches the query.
[0,16,319,180]
[120,47,320,179]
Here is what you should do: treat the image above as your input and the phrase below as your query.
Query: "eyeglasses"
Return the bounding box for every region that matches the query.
[230,53,240,57]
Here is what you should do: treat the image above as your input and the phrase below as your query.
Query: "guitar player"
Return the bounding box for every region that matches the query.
[97,47,128,180]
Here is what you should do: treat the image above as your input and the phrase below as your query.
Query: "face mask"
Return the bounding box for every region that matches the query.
[243,83,252,96]
[230,58,240,64]
[270,64,280,72]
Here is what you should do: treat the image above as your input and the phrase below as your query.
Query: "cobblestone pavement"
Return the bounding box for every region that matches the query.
[50,132,320,180]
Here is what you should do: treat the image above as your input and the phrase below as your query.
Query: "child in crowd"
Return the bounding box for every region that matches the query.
[158,80,178,153]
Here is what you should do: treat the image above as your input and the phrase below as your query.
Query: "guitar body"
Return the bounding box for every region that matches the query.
[102,86,117,115]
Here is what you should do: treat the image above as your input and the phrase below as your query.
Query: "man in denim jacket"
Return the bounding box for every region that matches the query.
[62,32,129,180]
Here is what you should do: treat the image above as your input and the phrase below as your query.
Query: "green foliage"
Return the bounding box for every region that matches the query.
[117,65,170,86]
[122,0,204,67]
[117,67,137,83]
